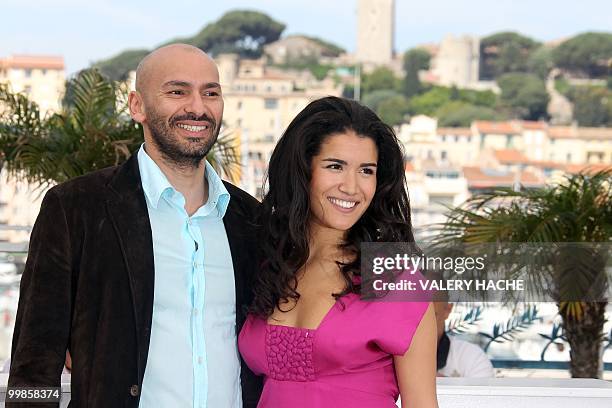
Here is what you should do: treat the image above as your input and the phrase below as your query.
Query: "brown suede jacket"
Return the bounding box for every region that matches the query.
[8,153,263,407]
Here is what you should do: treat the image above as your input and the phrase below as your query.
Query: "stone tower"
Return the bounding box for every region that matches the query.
[356,0,395,65]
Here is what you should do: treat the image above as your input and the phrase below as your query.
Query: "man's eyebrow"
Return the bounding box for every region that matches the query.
[161,81,221,88]
[161,80,191,88]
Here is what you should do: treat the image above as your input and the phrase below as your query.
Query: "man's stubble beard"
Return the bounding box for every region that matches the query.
[146,107,220,170]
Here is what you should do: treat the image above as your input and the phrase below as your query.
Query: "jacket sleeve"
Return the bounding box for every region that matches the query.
[8,188,72,397]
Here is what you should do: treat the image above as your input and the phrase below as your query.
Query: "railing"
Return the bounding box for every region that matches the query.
[0,376,611,408]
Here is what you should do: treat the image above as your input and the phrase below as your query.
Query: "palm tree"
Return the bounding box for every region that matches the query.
[431,170,611,378]
[0,69,240,188]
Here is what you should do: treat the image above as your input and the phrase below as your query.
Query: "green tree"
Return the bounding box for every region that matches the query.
[362,89,401,112]
[377,95,410,126]
[408,86,452,116]
[299,35,345,56]
[570,86,612,127]
[436,101,500,127]
[402,48,431,98]
[94,10,286,80]
[432,170,612,378]
[480,32,541,79]
[457,88,497,107]
[0,69,239,186]
[498,73,549,120]
[94,49,149,81]
[527,46,555,79]
[184,10,285,57]
[361,67,399,96]
[553,32,612,78]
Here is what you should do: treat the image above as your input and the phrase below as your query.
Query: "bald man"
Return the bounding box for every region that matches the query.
[8,44,263,408]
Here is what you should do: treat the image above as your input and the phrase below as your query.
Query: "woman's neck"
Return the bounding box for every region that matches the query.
[307,222,348,265]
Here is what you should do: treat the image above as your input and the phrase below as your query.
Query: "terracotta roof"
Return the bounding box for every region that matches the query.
[521,121,548,130]
[473,121,520,135]
[437,127,472,136]
[575,127,612,140]
[405,162,415,172]
[462,166,543,188]
[493,149,529,164]
[529,160,567,170]
[548,126,576,139]
[565,164,612,174]
[0,55,64,70]
[549,126,612,140]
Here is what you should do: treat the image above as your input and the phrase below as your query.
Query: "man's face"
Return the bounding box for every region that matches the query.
[131,48,224,168]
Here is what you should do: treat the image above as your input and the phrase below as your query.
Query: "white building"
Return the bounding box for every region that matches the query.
[0,55,65,243]
[0,55,65,115]
[356,0,395,65]
[217,54,342,198]
[430,35,480,88]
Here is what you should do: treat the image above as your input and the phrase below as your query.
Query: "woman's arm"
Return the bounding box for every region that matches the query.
[394,303,438,408]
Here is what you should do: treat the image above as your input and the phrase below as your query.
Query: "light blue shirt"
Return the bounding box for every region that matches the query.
[137,145,242,408]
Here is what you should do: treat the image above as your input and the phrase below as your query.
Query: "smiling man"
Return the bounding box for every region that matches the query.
[8,44,262,408]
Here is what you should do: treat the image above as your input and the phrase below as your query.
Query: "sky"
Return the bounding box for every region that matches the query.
[2,0,611,74]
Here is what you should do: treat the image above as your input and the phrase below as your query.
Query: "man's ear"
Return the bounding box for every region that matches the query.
[128,91,146,124]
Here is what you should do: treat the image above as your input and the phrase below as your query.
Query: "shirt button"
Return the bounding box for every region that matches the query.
[197,357,203,364]
[193,261,198,268]
[193,308,199,316]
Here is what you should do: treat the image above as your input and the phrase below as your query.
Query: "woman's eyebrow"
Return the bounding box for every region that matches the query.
[322,158,377,167]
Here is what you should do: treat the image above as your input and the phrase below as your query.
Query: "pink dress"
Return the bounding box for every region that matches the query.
[238,293,429,407]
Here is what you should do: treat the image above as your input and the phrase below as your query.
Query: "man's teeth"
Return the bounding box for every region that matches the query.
[177,123,208,132]
[329,197,357,209]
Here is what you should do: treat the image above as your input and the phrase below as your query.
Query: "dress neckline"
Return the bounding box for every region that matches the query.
[266,292,358,332]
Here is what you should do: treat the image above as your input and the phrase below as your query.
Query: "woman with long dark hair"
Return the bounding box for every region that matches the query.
[239,96,437,407]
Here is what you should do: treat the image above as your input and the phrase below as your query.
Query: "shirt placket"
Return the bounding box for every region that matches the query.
[187,216,207,408]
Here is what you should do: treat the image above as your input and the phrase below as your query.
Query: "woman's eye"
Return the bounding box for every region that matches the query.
[326,164,342,170]
[361,168,375,175]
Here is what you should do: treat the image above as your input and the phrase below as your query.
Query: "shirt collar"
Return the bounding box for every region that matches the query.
[137,144,230,218]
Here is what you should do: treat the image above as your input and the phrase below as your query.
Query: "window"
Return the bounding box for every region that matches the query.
[441,151,447,160]
[24,69,32,78]
[237,101,242,109]
[264,98,278,110]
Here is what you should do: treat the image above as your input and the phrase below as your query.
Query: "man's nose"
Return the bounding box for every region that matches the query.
[184,93,208,117]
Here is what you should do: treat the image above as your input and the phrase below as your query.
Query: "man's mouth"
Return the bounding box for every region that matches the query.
[176,123,210,132]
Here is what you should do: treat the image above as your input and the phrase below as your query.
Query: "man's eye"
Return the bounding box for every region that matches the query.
[204,91,220,97]
[169,90,184,95]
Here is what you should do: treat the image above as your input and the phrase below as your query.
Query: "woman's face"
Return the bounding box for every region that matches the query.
[309,130,378,234]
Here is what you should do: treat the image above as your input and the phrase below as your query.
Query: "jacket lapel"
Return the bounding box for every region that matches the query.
[222,189,252,330]
[105,153,155,380]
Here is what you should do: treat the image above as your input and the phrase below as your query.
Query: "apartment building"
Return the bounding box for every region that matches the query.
[0,55,65,243]
[217,54,342,198]
[0,54,65,114]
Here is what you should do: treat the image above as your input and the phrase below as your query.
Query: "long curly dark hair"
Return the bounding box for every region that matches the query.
[250,96,415,318]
